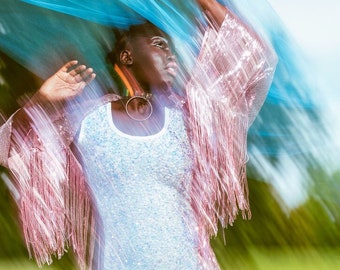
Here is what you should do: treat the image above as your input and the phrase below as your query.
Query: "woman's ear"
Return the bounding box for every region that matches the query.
[120,50,133,66]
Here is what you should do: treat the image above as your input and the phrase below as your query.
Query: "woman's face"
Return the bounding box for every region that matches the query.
[127,25,177,92]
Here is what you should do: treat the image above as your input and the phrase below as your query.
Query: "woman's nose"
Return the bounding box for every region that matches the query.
[167,54,176,62]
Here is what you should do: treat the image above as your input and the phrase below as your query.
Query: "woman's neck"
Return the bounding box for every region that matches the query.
[111,97,166,136]
[110,64,178,136]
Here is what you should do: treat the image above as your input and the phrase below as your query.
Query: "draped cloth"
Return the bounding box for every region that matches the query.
[0,0,319,155]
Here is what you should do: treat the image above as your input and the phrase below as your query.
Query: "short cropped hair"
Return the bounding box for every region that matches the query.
[107,22,172,65]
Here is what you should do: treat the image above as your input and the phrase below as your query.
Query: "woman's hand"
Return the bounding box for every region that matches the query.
[196,0,227,29]
[14,60,96,137]
[33,60,96,104]
[196,0,213,10]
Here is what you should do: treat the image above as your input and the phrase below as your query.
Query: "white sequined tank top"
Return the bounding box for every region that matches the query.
[76,103,201,270]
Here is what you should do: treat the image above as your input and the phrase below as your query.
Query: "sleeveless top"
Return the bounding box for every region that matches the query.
[76,103,202,269]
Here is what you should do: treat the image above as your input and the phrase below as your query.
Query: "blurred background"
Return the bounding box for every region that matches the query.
[1,0,340,269]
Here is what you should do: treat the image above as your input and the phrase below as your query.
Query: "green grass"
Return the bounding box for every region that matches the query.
[0,260,57,270]
[1,247,339,269]
[0,258,76,270]
[0,251,76,270]
[249,247,340,270]
[217,246,340,270]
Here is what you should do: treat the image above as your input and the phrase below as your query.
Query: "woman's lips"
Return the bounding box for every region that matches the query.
[165,62,178,77]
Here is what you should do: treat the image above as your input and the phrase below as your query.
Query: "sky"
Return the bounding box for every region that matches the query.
[257,1,340,208]
[267,0,340,162]
[268,0,340,97]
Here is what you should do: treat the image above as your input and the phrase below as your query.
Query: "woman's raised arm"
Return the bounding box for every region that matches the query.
[197,0,227,29]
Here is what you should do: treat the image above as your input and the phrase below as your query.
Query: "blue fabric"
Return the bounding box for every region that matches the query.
[0,0,322,157]
[0,0,202,83]
[21,0,202,35]
[0,0,116,82]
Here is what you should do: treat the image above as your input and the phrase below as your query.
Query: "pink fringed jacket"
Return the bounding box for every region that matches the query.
[0,10,277,270]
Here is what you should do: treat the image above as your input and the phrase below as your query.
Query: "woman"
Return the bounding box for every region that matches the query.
[0,0,277,269]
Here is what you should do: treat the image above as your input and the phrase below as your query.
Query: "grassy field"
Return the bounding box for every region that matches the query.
[248,247,340,270]
[0,247,339,269]
[216,246,340,270]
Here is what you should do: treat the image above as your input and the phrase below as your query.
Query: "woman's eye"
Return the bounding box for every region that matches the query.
[152,40,167,49]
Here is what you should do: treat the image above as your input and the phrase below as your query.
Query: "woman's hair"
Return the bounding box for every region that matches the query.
[106,22,171,65]
[106,30,128,65]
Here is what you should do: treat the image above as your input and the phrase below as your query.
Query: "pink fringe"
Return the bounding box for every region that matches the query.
[185,12,277,269]
[186,92,250,269]
[66,148,95,270]
[9,122,94,269]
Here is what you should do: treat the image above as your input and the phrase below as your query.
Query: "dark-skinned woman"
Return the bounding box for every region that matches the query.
[0,0,277,269]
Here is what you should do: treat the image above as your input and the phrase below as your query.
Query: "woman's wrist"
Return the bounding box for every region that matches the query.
[197,0,213,10]
[198,0,227,29]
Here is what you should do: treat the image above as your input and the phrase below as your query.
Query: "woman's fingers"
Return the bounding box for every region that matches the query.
[82,67,96,83]
[84,72,96,84]
[59,60,95,85]
[61,60,79,72]
[82,67,95,79]
[69,64,86,77]
[73,67,95,83]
